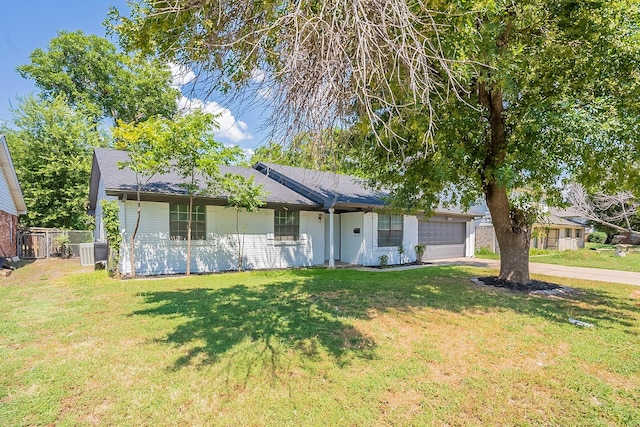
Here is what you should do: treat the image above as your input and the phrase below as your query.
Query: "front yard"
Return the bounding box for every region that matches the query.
[1,259,639,426]
[477,244,640,273]
[529,246,640,272]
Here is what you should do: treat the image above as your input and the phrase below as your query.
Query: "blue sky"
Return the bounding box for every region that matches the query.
[0,0,263,152]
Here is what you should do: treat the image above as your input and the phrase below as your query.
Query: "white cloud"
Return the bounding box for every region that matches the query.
[250,69,266,84]
[243,147,255,159]
[169,62,196,88]
[250,69,273,100]
[178,96,253,143]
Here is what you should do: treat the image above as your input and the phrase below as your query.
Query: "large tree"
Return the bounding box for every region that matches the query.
[4,30,182,231]
[351,1,640,282]
[111,0,640,283]
[18,30,179,125]
[2,95,104,229]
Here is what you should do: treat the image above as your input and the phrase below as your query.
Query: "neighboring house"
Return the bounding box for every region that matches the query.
[89,148,479,276]
[531,209,586,251]
[0,135,27,258]
[549,207,594,234]
[475,206,586,254]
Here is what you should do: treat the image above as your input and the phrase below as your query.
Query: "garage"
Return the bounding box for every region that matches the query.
[418,219,467,261]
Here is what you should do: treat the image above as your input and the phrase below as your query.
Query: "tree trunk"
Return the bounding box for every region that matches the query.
[478,66,531,282]
[130,190,142,278]
[485,183,531,283]
[187,194,192,276]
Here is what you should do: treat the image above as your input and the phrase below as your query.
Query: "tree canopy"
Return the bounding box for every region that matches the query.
[109,0,456,139]
[1,95,105,229]
[250,132,365,177]
[18,30,179,125]
[4,30,184,231]
[350,0,640,281]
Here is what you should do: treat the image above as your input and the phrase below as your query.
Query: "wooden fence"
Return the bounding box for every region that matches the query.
[18,229,93,259]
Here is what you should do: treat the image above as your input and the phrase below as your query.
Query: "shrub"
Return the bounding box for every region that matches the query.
[101,200,122,277]
[54,233,71,258]
[378,254,389,268]
[587,231,607,244]
[475,246,494,256]
[414,244,425,264]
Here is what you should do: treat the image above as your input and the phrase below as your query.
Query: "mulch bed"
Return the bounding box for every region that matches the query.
[474,276,573,295]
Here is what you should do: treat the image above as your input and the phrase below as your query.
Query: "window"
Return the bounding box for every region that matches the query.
[170,204,206,240]
[576,229,582,238]
[274,210,299,241]
[565,228,572,238]
[378,214,403,247]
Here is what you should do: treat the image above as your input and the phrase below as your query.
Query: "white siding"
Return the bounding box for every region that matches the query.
[0,166,17,216]
[118,202,325,276]
[363,213,419,266]
[340,212,419,266]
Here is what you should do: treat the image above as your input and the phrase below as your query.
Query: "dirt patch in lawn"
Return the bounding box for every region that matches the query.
[1,258,92,285]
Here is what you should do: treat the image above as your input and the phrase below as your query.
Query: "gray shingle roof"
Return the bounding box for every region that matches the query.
[253,162,386,209]
[544,213,585,227]
[89,148,319,209]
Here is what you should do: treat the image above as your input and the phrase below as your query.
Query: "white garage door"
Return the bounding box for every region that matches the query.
[418,220,466,261]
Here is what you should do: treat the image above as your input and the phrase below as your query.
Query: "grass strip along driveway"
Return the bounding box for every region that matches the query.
[529,248,640,272]
[1,259,639,426]
[478,244,640,273]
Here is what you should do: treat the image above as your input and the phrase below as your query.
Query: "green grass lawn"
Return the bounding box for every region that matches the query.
[529,248,640,272]
[1,259,639,426]
[477,243,640,272]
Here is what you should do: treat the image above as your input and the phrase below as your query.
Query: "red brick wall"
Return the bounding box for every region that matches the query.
[0,210,18,257]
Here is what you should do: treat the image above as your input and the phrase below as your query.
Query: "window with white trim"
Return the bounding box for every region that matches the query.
[274,210,299,241]
[170,204,206,240]
[378,214,403,247]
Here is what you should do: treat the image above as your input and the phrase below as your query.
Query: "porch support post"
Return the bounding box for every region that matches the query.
[329,208,335,268]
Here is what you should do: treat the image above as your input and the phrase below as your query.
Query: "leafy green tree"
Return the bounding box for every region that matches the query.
[223,174,266,271]
[2,95,104,229]
[350,0,640,282]
[18,30,179,125]
[113,117,173,277]
[168,111,243,275]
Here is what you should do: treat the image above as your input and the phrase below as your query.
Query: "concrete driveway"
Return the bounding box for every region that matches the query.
[432,258,640,286]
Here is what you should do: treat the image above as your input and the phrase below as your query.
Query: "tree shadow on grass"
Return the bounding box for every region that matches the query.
[132,280,378,373]
[131,265,640,374]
